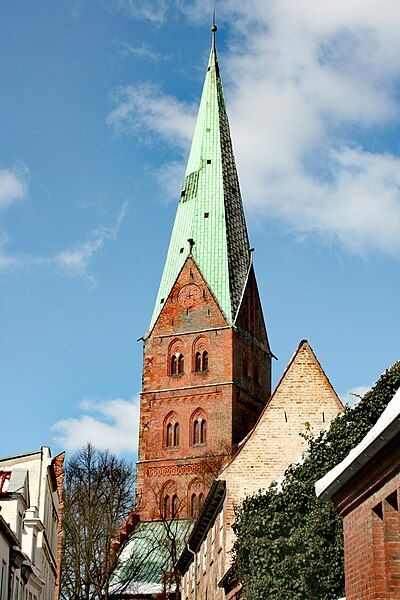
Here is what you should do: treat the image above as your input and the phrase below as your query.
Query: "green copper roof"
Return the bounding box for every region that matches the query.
[149,30,250,331]
[110,520,191,595]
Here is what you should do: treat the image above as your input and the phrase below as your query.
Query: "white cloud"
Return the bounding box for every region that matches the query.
[117,41,171,62]
[0,165,28,209]
[341,385,371,406]
[53,395,140,455]
[107,83,196,151]
[108,0,400,258]
[0,202,128,283]
[54,201,128,284]
[108,0,167,24]
[154,160,186,202]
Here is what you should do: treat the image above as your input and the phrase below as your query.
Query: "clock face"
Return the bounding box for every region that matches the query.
[178,284,202,308]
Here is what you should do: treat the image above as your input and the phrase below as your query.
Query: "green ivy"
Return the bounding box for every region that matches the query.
[233,361,400,600]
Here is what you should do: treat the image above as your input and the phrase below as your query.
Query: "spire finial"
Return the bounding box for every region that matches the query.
[211,8,217,48]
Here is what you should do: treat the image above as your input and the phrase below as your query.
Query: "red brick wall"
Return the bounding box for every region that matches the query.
[136,257,271,520]
[334,433,400,600]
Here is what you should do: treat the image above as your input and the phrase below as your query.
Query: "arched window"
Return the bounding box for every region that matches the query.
[169,340,185,376]
[188,478,206,518]
[192,337,209,373]
[172,494,179,518]
[166,423,173,447]
[173,422,180,447]
[192,411,207,446]
[171,354,178,375]
[164,495,171,518]
[165,412,179,448]
[200,419,207,444]
[190,493,198,517]
[195,352,202,372]
[193,420,200,445]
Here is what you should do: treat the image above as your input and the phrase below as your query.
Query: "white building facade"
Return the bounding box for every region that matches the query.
[0,447,64,600]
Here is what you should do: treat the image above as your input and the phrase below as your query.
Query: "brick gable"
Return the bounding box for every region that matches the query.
[221,340,343,566]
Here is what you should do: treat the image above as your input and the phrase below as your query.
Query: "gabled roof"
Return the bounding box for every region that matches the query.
[149,27,250,330]
[219,339,343,473]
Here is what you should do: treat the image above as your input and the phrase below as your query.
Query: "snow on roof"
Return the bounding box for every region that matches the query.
[316,388,400,500]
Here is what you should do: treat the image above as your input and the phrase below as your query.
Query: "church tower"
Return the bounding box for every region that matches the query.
[136,25,272,522]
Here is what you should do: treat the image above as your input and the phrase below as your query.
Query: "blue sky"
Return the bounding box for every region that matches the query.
[1,1,399,461]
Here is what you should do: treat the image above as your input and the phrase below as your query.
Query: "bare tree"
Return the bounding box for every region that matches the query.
[60,443,135,600]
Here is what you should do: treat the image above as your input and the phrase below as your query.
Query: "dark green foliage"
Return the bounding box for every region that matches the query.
[233,361,400,599]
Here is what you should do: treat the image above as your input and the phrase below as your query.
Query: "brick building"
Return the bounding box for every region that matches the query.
[176,340,343,599]
[110,23,273,597]
[316,388,400,599]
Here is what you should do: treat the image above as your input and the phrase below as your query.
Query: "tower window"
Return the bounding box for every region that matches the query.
[174,422,180,446]
[171,353,184,375]
[188,478,206,519]
[207,159,212,164]
[180,190,186,197]
[204,212,209,218]
[166,423,173,447]
[164,495,171,518]
[200,419,207,443]
[190,493,198,517]
[190,493,204,517]
[193,417,207,445]
[195,352,202,372]
[172,494,179,518]
[165,415,180,448]
[180,247,184,253]
[171,354,177,374]
[194,345,209,373]
[193,420,200,444]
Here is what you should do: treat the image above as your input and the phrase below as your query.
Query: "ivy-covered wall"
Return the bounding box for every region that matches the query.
[233,361,400,600]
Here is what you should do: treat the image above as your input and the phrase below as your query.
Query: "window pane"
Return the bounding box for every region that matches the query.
[201,419,207,444]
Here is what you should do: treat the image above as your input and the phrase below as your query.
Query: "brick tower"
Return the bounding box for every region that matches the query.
[136,25,272,523]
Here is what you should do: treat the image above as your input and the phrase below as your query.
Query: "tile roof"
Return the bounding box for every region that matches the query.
[149,30,250,331]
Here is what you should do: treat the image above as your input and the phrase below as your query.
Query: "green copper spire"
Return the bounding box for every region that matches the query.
[149,23,250,331]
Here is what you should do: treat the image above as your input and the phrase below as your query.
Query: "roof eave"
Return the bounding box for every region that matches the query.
[316,388,400,500]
